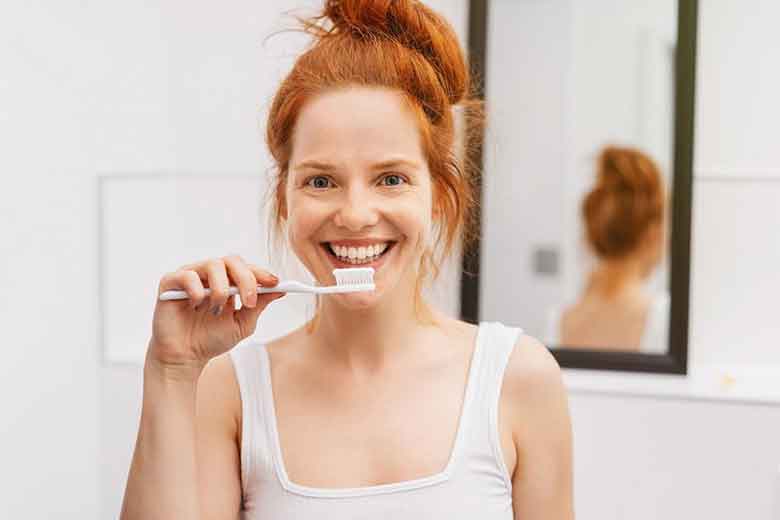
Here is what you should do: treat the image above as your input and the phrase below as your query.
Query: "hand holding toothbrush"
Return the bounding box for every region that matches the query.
[147,255,375,376]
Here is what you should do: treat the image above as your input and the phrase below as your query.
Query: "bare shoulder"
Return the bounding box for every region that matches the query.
[197,352,241,435]
[505,333,562,387]
[501,332,567,419]
[501,332,574,518]
[200,351,240,396]
[195,353,244,515]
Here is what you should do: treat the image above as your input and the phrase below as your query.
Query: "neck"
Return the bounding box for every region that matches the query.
[305,268,443,374]
[585,256,648,301]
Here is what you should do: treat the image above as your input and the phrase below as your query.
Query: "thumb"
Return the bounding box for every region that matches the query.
[234,292,286,338]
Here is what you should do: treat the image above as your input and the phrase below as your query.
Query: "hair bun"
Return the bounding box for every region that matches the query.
[316,0,468,104]
[597,146,639,192]
[582,146,666,259]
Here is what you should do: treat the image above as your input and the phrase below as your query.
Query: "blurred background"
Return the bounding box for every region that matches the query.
[1,1,779,518]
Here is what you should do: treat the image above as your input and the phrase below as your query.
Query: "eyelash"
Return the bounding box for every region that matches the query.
[304,174,408,189]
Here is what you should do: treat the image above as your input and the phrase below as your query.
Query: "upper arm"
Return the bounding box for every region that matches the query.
[505,334,574,520]
[195,354,243,520]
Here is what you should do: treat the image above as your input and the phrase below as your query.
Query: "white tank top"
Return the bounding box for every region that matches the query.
[228,321,523,519]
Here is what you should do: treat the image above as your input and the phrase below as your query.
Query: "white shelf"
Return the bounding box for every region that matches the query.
[562,364,780,406]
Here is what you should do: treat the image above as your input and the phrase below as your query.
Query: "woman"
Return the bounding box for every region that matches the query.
[121,1,573,518]
[546,146,669,353]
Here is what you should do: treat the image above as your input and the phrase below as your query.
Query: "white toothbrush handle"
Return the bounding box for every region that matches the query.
[256,281,310,294]
[255,281,372,294]
[159,279,373,301]
[158,281,313,301]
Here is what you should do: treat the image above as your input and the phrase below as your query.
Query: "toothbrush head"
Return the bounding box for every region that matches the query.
[332,267,376,292]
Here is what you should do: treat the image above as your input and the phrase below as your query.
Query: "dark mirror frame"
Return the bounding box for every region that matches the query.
[459,0,698,374]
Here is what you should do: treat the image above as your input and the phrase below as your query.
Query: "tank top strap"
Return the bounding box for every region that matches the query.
[228,342,277,507]
[456,321,524,493]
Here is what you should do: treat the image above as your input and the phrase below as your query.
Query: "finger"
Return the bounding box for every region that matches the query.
[159,270,206,309]
[223,255,260,309]
[182,270,208,309]
[204,259,231,313]
[246,264,280,288]
[176,261,207,280]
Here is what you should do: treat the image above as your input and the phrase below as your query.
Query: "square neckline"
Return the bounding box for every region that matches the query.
[258,321,488,498]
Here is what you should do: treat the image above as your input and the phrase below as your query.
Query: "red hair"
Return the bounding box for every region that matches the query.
[582,146,667,260]
[263,0,483,325]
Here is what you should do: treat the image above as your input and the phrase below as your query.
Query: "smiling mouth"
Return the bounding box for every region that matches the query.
[320,241,397,266]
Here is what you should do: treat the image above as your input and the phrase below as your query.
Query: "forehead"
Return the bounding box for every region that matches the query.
[290,87,425,164]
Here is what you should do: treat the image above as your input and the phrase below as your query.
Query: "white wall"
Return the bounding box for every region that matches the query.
[570,393,780,519]
[2,1,779,520]
[1,3,104,518]
[688,0,780,367]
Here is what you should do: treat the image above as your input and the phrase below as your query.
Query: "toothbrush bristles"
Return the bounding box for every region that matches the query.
[333,267,376,287]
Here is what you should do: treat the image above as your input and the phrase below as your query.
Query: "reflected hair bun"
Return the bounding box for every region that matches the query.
[582,146,666,259]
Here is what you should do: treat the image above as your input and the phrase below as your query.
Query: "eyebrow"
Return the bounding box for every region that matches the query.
[292,158,422,172]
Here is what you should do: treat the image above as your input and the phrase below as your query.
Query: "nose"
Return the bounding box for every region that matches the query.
[333,184,379,231]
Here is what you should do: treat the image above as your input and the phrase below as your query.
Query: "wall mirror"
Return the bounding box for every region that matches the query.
[460,0,698,373]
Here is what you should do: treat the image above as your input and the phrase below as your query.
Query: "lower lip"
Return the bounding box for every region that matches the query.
[321,242,397,270]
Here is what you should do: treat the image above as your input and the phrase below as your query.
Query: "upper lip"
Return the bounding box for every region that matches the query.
[323,238,397,247]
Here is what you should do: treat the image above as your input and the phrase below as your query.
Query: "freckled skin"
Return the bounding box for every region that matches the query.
[285,86,435,311]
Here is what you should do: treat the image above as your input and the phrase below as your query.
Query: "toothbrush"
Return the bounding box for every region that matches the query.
[158,267,376,301]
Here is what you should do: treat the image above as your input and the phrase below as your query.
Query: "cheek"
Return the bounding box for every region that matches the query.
[286,210,322,266]
[392,192,430,223]
[394,200,434,252]
[287,194,325,234]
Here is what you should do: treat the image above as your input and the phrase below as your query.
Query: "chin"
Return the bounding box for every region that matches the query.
[335,292,381,308]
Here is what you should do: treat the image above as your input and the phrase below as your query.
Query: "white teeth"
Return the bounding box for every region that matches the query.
[327,242,392,264]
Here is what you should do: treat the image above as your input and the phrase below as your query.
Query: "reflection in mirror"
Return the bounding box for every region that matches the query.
[479,0,678,355]
[544,146,669,353]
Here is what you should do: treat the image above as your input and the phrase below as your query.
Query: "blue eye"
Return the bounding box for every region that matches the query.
[306,176,331,189]
[382,174,406,186]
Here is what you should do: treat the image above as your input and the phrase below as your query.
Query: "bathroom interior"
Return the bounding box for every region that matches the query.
[2,0,779,518]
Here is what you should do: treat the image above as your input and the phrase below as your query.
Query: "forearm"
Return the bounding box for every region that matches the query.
[120,355,205,520]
